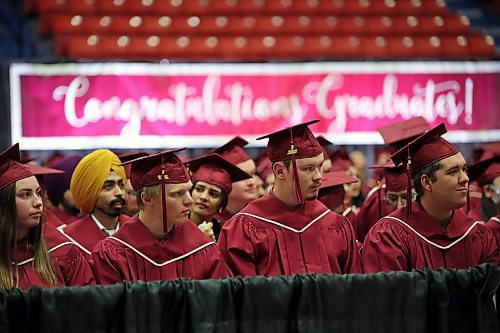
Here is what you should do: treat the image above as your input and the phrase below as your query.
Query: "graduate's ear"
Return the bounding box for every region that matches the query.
[420,174,432,192]
[272,161,287,180]
[140,191,153,207]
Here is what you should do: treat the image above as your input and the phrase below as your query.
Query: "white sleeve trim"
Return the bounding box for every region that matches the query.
[106,237,216,267]
[382,216,481,250]
[491,217,500,224]
[235,209,331,233]
[366,184,385,200]
[57,226,92,255]
[12,242,75,266]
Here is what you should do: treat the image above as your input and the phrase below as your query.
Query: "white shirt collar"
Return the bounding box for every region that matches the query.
[90,214,120,236]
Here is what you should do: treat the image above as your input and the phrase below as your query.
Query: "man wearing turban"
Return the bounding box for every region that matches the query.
[58,149,130,258]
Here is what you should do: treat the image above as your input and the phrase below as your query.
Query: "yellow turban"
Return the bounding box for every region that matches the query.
[70,149,126,215]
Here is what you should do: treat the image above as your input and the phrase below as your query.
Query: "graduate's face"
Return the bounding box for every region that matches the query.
[123,179,139,216]
[291,153,324,201]
[344,166,361,200]
[165,181,194,226]
[94,171,126,218]
[228,159,258,206]
[15,176,43,238]
[322,158,333,173]
[428,153,469,210]
[190,181,223,219]
[384,190,411,211]
[484,176,500,205]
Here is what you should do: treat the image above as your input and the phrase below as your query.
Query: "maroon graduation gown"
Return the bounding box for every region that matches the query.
[42,222,96,286]
[342,205,359,231]
[214,209,233,224]
[354,186,393,243]
[58,214,131,258]
[362,202,499,273]
[12,231,94,289]
[44,207,64,227]
[342,207,362,251]
[48,207,79,226]
[484,216,500,245]
[218,193,362,277]
[90,217,232,285]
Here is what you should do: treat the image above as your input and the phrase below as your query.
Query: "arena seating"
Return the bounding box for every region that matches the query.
[27,0,499,61]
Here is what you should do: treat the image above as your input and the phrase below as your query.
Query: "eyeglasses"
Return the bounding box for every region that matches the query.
[486,185,500,195]
[385,193,415,206]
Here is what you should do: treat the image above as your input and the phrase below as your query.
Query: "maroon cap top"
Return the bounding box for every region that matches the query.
[468,155,500,186]
[256,120,323,162]
[120,148,190,190]
[257,156,273,180]
[329,147,353,172]
[316,135,334,160]
[118,152,149,178]
[378,117,431,152]
[185,153,252,194]
[25,164,65,176]
[391,123,460,177]
[318,171,358,210]
[320,170,359,190]
[369,162,408,192]
[211,136,251,165]
[0,143,33,191]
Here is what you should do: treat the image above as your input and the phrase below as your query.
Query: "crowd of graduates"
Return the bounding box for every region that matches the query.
[0,116,498,289]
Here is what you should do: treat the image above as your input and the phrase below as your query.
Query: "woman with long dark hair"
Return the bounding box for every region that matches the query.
[0,144,94,288]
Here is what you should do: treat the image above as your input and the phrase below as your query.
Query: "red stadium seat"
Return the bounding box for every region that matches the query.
[330,35,363,58]
[466,34,497,58]
[440,35,470,58]
[386,36,418,59]
[364,16,394,35]
[413,35,444,58]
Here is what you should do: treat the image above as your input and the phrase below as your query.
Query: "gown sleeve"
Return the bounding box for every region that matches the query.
[362,218,409,273]
[218,215,258,277]
[90,240,129,285]
[50,243,96,286]
[477,224,500,266]
[196,244,234,279]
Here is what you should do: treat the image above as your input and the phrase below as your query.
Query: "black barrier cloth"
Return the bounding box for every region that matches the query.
[0,264,498,333]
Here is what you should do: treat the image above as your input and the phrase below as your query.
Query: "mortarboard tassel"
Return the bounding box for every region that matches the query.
[288,127,303,205]
[160,158,168,235]
[406,148,412,221]
[376,178,382,220]
[465,185,471,213]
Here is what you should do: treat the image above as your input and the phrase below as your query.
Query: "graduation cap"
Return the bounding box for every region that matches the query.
[316,135,334,160]
[368,162,409,219]
[25,164,65,176]
[318,171,359,210]
[211,136,251,165]
[329,147,353,172]
[257,156,273,181]
[185,153,252,195]
[120,149,190,234]
[473,142,500,162]
[256,120,323,204]
[0,143,33,191]
[468,155,500,187]
[390,123,460,219]
[118,152,148,178]
[368,162,407,192]
[378,117,431,153]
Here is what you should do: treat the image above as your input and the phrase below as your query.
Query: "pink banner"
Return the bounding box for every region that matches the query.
[10,62,500,149]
